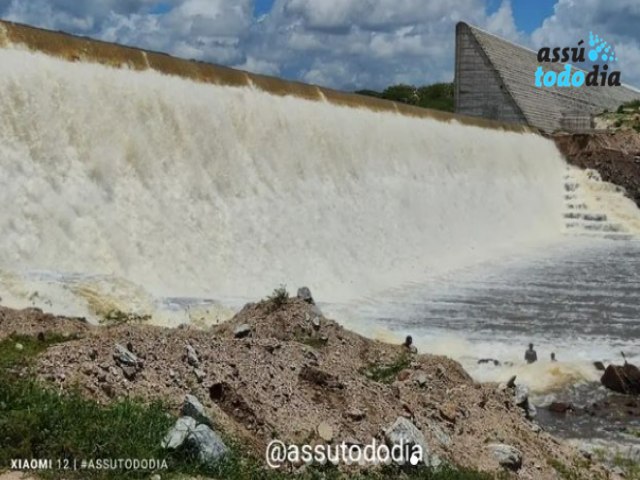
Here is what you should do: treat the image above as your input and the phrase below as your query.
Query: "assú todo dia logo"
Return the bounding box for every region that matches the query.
[534,32,621,88]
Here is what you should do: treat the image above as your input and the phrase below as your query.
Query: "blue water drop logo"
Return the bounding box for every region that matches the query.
[588,32,617,63]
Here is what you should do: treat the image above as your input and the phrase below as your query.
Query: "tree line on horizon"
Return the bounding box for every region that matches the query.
[355,82,454,112]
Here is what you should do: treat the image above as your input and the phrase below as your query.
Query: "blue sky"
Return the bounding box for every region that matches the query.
[1,0,639,90]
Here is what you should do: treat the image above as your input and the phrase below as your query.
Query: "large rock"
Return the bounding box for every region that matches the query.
[296,286,315,304]
[384,417,440,467]
[184,424,228,465]
[113,343,141,367]
[514,384,529,406]
[162,415,228,466]
[488,443,523,471]
[185,345,199,367]
[512,383,537,420]
[181,395,212,427]
[162,416,196,450]
[601,363,640,394]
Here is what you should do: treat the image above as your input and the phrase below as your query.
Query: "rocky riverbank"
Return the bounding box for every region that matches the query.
[553,130,640,207]
[0,290,619,479]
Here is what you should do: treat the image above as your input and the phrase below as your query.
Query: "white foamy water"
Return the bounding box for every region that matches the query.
[0,46,569,319]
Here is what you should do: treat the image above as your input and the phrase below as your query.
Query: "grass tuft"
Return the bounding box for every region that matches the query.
[361,353,412,384]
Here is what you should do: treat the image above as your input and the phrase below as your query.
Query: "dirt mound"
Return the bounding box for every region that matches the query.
[0,305,89,341]
[2,298,610,478]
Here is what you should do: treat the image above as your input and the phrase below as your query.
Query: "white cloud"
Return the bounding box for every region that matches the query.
[532,0,640,88]
[0,0,526,90]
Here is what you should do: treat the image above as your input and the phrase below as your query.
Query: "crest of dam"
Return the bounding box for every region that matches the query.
[0,19,627,313]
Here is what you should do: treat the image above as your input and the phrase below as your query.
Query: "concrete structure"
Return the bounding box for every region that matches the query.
[455,22,640,133]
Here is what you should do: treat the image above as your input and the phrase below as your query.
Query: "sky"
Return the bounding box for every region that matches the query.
[1,0,639,91]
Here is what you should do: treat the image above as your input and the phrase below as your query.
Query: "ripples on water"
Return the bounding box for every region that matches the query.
[327,237,640,445]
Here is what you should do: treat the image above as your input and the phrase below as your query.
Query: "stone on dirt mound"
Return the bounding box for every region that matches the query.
[384,417,441,466]
[181,395,212,427]
[162,416,196,450]
[113,343,141,368]
[488,443,523,471]
[185,424,228,465]
[296,287,315,304]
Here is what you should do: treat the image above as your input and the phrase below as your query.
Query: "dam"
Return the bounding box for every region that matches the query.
[2,20,640,449]
[0,19,569,308]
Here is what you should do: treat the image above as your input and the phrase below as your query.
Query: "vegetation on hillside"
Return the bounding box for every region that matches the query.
[355,83,454,112]
[597,99,640,132]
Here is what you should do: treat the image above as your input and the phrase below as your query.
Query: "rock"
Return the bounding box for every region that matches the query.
[299,365,343,389]
[415,373,428,387]
[346,408,365,421]
[594,361,606,371]
[384,417,428,462]
[426,419,452,446]
[15,342,24,351]
[113,343,140,367]
[121,365,138,381]
[548,402,574,414]
[478,358,500,366]
[397,370,411,381]
[185,345,199,367]
[611,466,625,477]
[512,383,536,419]
[317,421,334,442]
[515,385,529,406]
[601,363,640,394]
[233,324,251,339]
[194,368,206,383]
[439,403,457,423]
[181,395,212,426]
[506,375,517,388]
[162,416,196,449]
[311,315,321,330]
[297,287,315,304]
[101,383,115,398]
[185,424,228,465]
[488,443,523,471]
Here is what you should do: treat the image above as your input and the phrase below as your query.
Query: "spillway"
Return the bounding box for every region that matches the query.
[0,20,637,322]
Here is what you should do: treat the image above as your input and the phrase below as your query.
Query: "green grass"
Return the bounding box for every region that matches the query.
[264,285,290,312]
[0,335,494,480]
[361,352,412,384]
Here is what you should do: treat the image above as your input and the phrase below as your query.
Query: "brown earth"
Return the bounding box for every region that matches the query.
[553,130,640,207]
[1,296,616,479]
[0,306,89,341]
